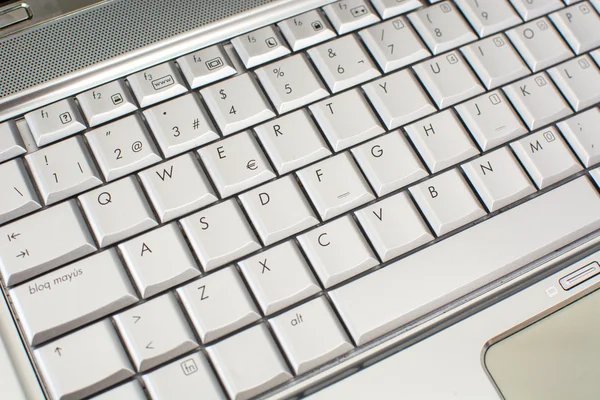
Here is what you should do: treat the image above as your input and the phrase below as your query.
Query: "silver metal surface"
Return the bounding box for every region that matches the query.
[0,0,336,122]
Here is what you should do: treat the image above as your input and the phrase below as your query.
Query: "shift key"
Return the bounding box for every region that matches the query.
[11,249,138,346]
[0,200,97,286]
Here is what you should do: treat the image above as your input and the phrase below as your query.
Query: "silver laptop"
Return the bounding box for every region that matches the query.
[1,0,600,398]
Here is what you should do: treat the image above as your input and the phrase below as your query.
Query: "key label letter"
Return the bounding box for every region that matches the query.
[140,242,152,257]
[316,169,324,182]
[480,161,493,176]
[259,192,270,206]
[259,259,270,274]
[530,140,543,153]
[428,186,438,198]
[199,216,209,230]
[371,145,383,158]
[423,124,436,137]
[318,233,330,247]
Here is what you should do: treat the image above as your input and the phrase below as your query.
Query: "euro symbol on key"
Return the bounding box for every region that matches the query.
[98,192,112,206]
[246,159,258,170]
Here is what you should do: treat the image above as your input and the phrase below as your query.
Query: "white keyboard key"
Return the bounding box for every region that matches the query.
[455,90,528,151]
[207,324,291,400]
[77,80,137,127]
[127,62,187,107]
[359,16,431,73]
[557,108,600,167]
[254,109,331,174]
[200,73,275,135]
[231,25,290,68]
[503,72,573,131]
[297,152,375,220]
[593,0,600,11]
[413,50,485,108]
[0,159,41,225]
[511,127,582,189]
[590,167,600,187]
[409,168,486,236]
[309,89,385,151]
[143,352,226,400]
[355,191,433,261]
[0,120,26,163]
[323,0,380,34]
[278,9,336,51]
[239,176,319,245]
[35,320,134,400]
[550,2,600,54]
[118,223,200,298]
[307,35,381,93]
[238,241,320,315]
[548,55,600,111]
[26,136,102,205]
[255,53,328,114]
[270,296,353,374]
[593,48,600,65]
[455,0,522,37]
[405,110,479,173]
[0,200,96,286]
[143,93,219,158]
[91,381,145,400]
[351,131,428,196]
[370,0,423,19]
[461,147,536,212]
[177,266,260,343]
[85,114,162,182]
[362,69,436,130]
[198,130,276,198]
[11,249,137,346]
[298,215,378,288]
[509,0,564,20]
[330,177,600,345]
[461,34,530,89]
[24,98,86,146]
[138,153,218,222]
[180,200,261,271]
[408,1,478,54]
[78,176,158,247]
[506,18,573,72]
[114,293,198,372]
[176,44,237,89]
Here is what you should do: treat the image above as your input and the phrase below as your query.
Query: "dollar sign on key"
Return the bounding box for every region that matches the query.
[219,89,227,100]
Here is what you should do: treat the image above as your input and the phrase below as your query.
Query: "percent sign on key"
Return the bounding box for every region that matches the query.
[273,67,285,78]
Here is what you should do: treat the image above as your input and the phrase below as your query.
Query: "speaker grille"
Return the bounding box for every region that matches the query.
[0,0,276,98]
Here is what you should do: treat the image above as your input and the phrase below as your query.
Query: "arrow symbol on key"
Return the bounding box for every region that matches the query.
[7,233,20,242]
[55,347,62,356]
[146,341,154,350]
[16,249,29,258]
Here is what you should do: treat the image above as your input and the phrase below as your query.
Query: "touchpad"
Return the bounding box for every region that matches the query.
[484,289,600,400]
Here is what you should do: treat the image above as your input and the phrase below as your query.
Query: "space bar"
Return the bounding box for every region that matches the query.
[329,177,600,346]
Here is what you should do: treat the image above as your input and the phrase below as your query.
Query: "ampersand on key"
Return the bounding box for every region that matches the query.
[327,48,336,58]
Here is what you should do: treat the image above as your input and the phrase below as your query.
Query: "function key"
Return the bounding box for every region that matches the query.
[231,25,290,68]
[127,62,187,108]
[77,80,137,127]
[24,98,86,146]
[370,0,423,20]
[278,9,336,51]
[176,44,237,89]
[323,0,380,34]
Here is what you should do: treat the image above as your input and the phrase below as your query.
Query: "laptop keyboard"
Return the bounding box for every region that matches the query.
[2,0,600,398]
